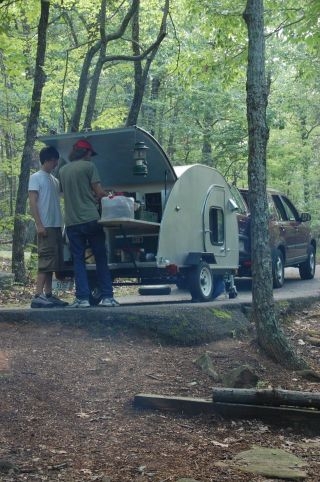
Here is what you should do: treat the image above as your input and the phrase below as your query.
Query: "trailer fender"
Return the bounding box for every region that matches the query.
[185,252,216,266]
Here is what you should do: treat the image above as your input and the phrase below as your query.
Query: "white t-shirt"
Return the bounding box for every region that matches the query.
[28,170,62,228]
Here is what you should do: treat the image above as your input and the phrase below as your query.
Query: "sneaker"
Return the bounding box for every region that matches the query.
[46,294,69,307]
[31,294,55,309]
[69,298,90,308]
[98,297,120,307]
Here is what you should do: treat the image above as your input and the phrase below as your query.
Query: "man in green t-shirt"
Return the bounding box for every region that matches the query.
[59,139,119,308]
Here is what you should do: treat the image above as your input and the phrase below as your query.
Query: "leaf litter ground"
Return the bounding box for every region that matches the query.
[1,284,320,481]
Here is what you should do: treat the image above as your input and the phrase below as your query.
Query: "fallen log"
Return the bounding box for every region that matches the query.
[305,336,320,346]
[134,393,214,414]
[306,330,320,337]
[133,393,320,428]
[212,387,320,409]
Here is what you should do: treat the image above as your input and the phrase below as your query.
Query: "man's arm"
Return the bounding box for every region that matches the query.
[28,191,46,236]
[91,182,107,200]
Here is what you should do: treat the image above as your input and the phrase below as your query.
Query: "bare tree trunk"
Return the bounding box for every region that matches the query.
[12,0,50,282]
[243,0,307,369]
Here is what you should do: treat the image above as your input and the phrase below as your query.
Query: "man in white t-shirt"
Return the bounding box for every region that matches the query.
[28,146,68,308]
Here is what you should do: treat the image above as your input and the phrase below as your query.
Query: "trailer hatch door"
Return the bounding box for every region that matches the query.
[203,185,226,257]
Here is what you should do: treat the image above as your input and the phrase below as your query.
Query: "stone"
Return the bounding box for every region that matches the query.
[0,459,19,474]
[176,478,202,482]
[232,446,307,479]
[194,352,220,381]
[222,364,259,388]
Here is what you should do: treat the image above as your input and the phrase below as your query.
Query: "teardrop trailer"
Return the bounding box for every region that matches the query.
[39,126,239,303]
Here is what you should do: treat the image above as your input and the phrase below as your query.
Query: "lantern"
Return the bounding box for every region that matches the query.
[133,141,149,176]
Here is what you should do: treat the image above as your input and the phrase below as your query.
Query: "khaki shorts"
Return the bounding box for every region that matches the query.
[38,227,64,272]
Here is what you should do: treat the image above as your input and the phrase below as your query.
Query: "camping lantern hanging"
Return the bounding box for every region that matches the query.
[133,141,149,176]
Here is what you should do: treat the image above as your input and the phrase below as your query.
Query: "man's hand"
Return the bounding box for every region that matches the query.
[36,224,47,237]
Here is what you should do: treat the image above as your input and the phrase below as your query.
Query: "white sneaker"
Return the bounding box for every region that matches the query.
[69,298,90,308]
[98,297,120,307]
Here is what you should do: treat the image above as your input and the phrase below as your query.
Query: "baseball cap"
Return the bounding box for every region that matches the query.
[73,139,97,156]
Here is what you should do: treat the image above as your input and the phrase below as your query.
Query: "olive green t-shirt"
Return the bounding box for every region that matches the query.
[59,160,101,226]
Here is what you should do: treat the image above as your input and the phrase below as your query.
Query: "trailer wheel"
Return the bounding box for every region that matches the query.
[188,261,213,302]
[87,272,102,306]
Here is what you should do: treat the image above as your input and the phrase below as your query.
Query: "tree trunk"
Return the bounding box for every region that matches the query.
[69,0,139,132]
[12,0,50,282]
[68,42,101,132]
[82,0,107,131]
[140,76,161,134]
[243,0,307,369]
[126,1,147,127]
[201,113,213,166]
[126,0,169,127]
[299,116,310,208]
[166,101,179,160]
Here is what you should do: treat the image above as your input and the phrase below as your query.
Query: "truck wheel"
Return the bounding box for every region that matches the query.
[272,249,284,288]
[299,245,316,280]
[188,261,213,302]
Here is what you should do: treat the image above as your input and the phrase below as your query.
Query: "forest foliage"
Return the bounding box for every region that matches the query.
[0,0,320,239]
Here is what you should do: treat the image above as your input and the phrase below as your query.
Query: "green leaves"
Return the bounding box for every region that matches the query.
[1,0,320,225]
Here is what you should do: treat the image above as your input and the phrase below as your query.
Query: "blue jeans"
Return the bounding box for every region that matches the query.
[66,220,113,300]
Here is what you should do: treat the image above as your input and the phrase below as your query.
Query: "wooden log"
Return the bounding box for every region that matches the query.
[134,393,214,415]
[306,330,320,337]
[133,393,320,427]
[212,387,320,409]
[305,336,320,346]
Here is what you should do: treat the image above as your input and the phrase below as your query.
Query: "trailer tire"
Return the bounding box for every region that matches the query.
[87,272,103,306]
[188,261,213,302]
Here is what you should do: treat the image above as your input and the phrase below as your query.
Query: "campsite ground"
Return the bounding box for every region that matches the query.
[1,276,320,481]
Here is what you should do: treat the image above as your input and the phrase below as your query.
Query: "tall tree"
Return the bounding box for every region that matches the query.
[243,0,307,369]
[67,0,167,132]
[125,0,169,126]
[12,0,50,282]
